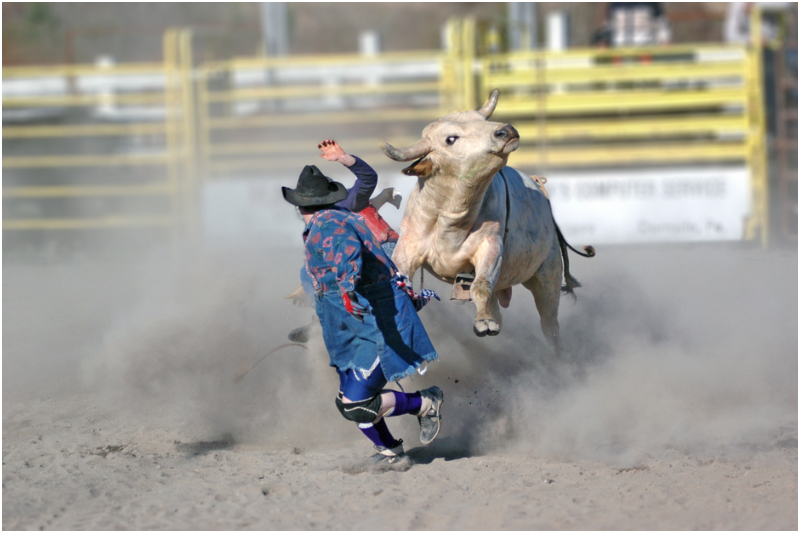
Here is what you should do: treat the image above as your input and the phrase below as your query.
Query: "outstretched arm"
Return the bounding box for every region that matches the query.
[319,139,377,212]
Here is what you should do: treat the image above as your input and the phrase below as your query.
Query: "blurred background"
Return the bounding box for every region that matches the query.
[2,2,797,255]
[2,5,797,475]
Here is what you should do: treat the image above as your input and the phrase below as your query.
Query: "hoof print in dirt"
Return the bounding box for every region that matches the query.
[90,445,125,458]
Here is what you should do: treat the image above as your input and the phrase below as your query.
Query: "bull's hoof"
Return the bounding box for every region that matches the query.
[474,319,500,337]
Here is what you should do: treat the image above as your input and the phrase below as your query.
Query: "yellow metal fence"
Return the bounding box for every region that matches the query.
[479,43,766,242]
[2,12,770,244]
[193,19,473,180]
[2,28,195,236]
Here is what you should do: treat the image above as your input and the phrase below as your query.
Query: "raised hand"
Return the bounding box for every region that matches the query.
[318,139,356,166]
[318,139,346,161]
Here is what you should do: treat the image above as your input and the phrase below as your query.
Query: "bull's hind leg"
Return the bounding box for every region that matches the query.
[523,242,563,351]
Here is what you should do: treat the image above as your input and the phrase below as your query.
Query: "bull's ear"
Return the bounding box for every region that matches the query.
[402,156,434,178]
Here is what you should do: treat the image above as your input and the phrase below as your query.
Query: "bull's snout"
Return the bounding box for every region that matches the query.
[494,124,519,141]
[495,124,519,154]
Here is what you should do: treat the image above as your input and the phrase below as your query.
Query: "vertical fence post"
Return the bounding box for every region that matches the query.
[441,18,461,113]
[195,65,211,186]
[163,28,182,245]
[178,29,200,242]
[462,17,477,110]
[536,51,547,176]
[745,5,769,246]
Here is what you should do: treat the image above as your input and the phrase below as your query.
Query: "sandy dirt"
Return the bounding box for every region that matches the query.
[3,241,797,530]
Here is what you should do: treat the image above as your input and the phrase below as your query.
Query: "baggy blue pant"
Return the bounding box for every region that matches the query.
[315,280,438,384]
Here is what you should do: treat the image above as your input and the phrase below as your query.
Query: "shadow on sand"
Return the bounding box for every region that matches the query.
[407,435,478,465]
[174,433,236,456]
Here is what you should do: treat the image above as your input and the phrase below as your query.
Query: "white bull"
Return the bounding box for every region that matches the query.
[380,89,593,346]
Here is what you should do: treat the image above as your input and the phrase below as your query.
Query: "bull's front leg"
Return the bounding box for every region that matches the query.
[470,237,503,337]
[391,237,424,281]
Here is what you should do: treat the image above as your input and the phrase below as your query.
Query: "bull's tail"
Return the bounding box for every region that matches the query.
[552,217,595,299]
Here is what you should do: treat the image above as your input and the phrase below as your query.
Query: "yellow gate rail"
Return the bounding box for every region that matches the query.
[472,9,767,244]
[1,8,773,246]
[194,30,467,178]
[1,29,194,236]
[2,123,166,138]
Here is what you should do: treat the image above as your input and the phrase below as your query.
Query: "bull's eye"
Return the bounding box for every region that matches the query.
[445,135,459,146]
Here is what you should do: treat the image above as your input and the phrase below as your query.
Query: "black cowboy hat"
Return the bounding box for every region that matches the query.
[282,165,348,207]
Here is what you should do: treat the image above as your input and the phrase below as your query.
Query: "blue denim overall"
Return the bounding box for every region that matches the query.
[314,278,438,384]
[299,241,396,303]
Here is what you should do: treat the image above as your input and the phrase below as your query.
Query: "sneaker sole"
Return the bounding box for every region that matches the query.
[419,389,443,445]
[419,423,440,445]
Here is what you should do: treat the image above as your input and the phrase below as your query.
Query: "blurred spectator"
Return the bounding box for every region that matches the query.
[592,2,670,47]
[591,26,613,48]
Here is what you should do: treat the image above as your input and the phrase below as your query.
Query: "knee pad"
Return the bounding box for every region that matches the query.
[335,394,382,423]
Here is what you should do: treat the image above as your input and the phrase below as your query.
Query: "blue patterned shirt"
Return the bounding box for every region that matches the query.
[303,207,395,296]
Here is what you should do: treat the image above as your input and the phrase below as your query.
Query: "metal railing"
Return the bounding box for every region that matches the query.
[2,28,194,237]
[2,9,775,246]
[474,38,768,243]
[193,21,473,181]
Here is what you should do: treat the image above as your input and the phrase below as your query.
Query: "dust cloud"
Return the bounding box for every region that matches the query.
[3,237,797,466]
[417,244,798,465]
[80,243,359,448]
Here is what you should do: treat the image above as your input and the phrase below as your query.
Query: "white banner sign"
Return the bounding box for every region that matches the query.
[202,166,751,247]
[546,167,752,244]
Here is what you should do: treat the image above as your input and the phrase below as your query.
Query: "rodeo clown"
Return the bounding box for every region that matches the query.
[288,139,400,343]
[282,164,443,465]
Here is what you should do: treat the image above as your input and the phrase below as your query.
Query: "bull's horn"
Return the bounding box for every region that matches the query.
[477,89,500,119]
[380,140,431,162]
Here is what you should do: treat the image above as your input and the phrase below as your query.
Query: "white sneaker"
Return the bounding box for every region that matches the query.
[417,387,443,445]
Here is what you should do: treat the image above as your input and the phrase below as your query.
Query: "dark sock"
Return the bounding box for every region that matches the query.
[386,390,423,416]
[358,418,400,449]
[373,418,401,448]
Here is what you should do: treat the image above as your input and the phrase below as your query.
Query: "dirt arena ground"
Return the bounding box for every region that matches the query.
[3,240,797,530]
